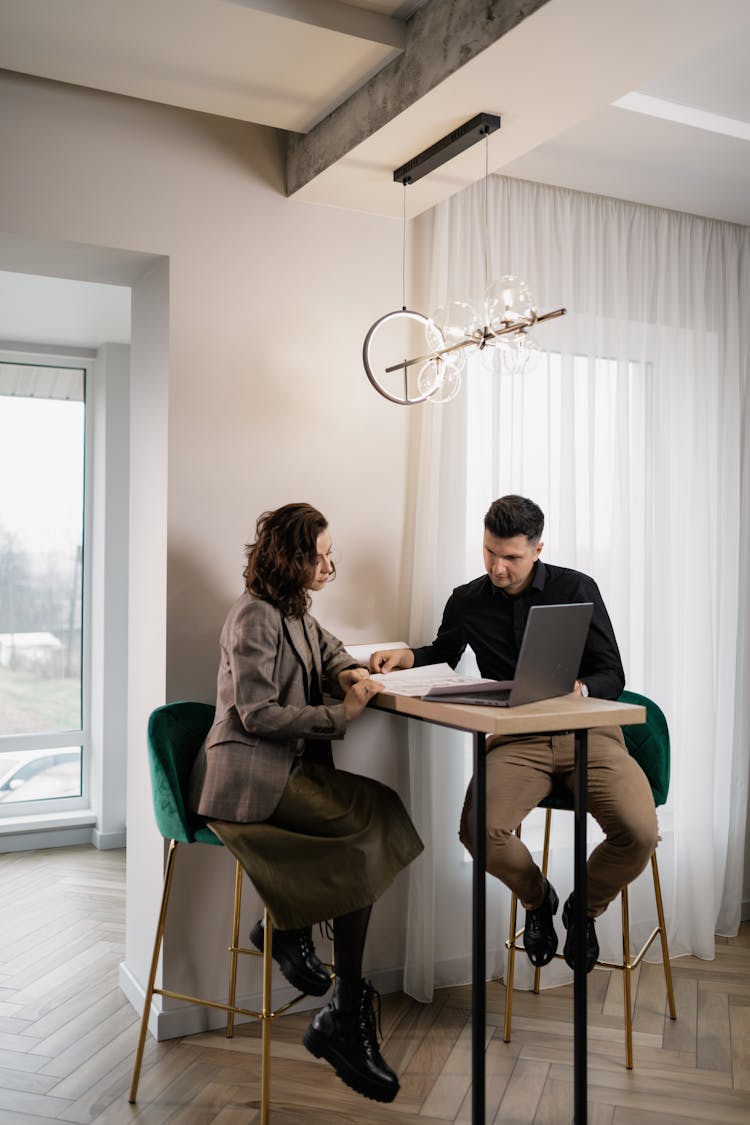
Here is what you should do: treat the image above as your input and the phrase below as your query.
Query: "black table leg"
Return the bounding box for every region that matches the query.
[472,731,486,1125]
[573,728,588,1124]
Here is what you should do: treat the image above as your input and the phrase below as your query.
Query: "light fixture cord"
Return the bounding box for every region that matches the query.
[401,180,407,311]
[483,134,489,301]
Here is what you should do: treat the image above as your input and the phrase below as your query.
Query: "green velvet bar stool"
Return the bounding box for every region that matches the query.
[502,690,677,1068]
[128,701,307,1123]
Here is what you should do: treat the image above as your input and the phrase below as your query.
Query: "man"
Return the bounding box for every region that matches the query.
[370,495,658,972]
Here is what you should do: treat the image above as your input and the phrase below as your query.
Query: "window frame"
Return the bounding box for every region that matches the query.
[0,348,95,819]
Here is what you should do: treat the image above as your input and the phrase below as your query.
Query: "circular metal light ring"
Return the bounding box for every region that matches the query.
[362,308,435,405]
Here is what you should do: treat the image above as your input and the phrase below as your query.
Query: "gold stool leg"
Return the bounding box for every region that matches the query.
[503,823,522,1042]
[129,839,179,1103]
[260,909,273,1125]
[621,885,634,1069]
[651,851,677,1020]
[226,860,244,1038]
[503,892,518,1041]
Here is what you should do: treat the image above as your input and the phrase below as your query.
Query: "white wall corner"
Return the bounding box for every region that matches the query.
[90,341,131,845]
[123,257,171,997]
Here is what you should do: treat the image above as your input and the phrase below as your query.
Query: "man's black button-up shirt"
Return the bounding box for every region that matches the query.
[411,561,625,700]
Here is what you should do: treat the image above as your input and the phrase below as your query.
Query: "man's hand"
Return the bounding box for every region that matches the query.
[344,677,384,721]
[338,667,369,692]
[369,648,415,674]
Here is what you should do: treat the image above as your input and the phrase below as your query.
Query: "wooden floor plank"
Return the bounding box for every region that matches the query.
[613,1109,715,1125]
[633,960,670,1038]
[455,1036,518,1124]
[0,1080,73,1119]
[590,1083,750,1124]
[494,1057,549,1124]
[661,975,698,1057]
[696,986,732,1072]
[532,1074,573,1124]
[51,1021,166,1102]
[729,1001,750,1090]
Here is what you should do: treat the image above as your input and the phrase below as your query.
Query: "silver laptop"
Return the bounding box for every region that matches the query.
[423,602,594,707]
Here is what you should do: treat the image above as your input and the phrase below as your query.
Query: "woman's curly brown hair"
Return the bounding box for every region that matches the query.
[243,502,334,618]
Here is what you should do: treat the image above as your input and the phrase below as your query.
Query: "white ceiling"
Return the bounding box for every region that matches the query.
[0,0,420,133]
[0,0,749,227]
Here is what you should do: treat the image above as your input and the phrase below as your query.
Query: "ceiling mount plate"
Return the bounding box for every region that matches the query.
[393,112,501,185]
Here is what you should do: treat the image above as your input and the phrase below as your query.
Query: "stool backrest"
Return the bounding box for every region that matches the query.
[147,701,216,844]
[618,690,670,807]
[538,690,670,811]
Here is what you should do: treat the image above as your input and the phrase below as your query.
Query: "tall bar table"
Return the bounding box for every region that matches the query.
[373,692,645,1125]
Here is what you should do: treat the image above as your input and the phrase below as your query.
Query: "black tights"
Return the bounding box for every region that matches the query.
[332,905,372,981]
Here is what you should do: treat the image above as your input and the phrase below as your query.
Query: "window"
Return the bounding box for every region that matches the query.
[0,357,90,815]
[465,349,652,674]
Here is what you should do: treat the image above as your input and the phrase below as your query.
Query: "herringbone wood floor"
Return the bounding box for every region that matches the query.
[1,845,749,1124]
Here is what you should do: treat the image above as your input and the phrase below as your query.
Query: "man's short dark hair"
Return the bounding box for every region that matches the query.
[484,495,544,543]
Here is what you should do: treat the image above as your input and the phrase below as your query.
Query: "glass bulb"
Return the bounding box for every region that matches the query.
[426,300,483,357]
[485,275,535,336]
[417,356,462,403]
[498,331,541,376]
[422,316,467,377]
[479,343,506,376]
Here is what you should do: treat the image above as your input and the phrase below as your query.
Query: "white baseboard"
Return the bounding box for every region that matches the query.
[92,828,126,850]
[0,812,124,853]
[0,822,96,853]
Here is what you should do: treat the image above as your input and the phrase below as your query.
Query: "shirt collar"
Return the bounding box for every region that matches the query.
[531,560,547,591]
[489,559,547,598]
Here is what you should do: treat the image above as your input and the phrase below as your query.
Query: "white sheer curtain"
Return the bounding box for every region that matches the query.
[403,175,750,1000]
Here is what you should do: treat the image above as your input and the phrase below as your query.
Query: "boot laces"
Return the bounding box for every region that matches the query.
[296,928,316,959]
[526,904,545,937]
[360,980,384,1043]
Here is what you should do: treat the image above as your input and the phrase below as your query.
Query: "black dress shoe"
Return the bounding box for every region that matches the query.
[523,878,559,967]
[562,894,599,973]
[249,918,332,996]
[303,978,399,1103]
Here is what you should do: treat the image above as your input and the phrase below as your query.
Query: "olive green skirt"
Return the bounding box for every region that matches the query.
[208,759,423,931]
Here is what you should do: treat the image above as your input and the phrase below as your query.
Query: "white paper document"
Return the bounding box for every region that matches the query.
[344,641,408,665]
[370,663,493,698]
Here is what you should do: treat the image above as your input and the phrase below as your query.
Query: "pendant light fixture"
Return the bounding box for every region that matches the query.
[363,114,566,405]
[362,178,434,405]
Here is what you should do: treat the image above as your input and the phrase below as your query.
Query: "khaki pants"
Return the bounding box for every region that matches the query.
[459,726,658,917]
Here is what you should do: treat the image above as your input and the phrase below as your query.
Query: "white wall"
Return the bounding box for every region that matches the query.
[90,341,131,849]
[0,69,421,1029]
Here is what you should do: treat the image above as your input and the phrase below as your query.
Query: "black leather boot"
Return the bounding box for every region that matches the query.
[303,977,400,1103]
[523,877,559,967]
[562,893,599,973]
[249,918,332,996]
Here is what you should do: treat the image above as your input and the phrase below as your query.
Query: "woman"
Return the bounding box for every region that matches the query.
[189,502,422,1104]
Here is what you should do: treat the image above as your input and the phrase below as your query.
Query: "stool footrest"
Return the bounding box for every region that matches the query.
[153,985,310,1022]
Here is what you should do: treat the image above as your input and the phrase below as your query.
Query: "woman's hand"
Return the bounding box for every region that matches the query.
[344,677,384,721]
[338,667,370,692]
